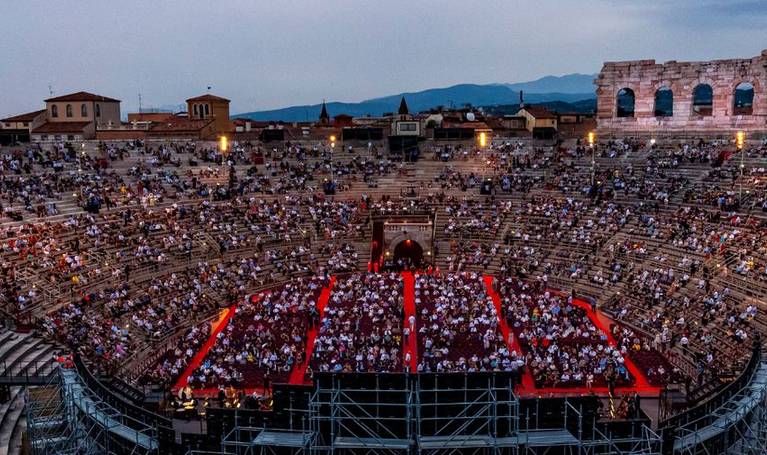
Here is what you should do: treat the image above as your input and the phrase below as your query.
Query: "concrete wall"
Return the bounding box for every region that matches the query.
[596,49,767,136]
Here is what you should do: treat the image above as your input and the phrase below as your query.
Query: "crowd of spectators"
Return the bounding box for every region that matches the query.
[311,273,404,373]
[497,277,632,389]
[2,135,766,405]
[415,272,522,373]
[186,277,326,389]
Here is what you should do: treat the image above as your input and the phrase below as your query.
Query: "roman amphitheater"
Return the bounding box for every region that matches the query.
[0,50,766,455]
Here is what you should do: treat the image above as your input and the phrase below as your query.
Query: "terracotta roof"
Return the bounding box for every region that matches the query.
[185,94,230,103]
[519,105,555,119]
[441,121,490,129]
[45,91,120,103]
[1,109,46,123]
[149,117,214,132]
[31,122,91,134]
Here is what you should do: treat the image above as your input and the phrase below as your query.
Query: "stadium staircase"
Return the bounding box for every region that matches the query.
[0,327,61,455]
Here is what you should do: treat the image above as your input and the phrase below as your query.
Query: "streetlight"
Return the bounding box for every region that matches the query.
[737,131,746,202]
[219,136,235,196]
[588,131,596,186]
[478,131,487,148]
[329,135,336,186]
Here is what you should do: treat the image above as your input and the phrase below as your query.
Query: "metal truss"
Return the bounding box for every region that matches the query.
[672,359,767,455]
[310,374,415,454]
[212,374,663,455]
[26,366,158,455]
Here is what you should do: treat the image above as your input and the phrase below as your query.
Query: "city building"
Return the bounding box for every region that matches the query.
[0,109,46,145]
[186,94,231,136]
[30,91,121,142]
[516,105,558,139]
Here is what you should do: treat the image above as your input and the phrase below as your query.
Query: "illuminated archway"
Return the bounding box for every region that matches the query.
[393,239,423,270]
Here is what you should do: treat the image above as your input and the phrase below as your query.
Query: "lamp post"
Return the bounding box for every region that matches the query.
[219,135,235,197]
[588,132,596,186]
[737,131,745,203]
[329,135,336,182]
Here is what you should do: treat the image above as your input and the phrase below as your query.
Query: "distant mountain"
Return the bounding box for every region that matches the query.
[503,73,597,95]
[234,75,597,121]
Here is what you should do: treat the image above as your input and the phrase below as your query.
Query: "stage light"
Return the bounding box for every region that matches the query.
[478,132,487,147]
[329,135,336,142]
[587,131,595,147]
[736,131,745,149]
[219,135,228,153]
[650,138,656,146]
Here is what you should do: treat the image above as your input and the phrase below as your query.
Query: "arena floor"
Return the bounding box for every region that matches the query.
[174,272,662,399]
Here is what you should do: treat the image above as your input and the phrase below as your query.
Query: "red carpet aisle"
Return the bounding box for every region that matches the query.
[174,303,239,390]
[570,298,656,392]
[401,272,419,372]
[289,276,337,385]
[483,275,536,393]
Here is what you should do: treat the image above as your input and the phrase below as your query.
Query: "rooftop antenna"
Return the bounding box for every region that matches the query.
[48,84,53,96]
[138,93,143,113]
[207,85,212,93]
[519,90,525,109]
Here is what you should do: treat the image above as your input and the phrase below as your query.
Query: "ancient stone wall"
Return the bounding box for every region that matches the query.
[595,50,767,136]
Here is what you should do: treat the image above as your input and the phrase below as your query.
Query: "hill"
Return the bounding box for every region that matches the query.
[234,74,597,121]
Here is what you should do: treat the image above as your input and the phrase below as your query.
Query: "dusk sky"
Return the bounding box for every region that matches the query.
[2,0,766,117]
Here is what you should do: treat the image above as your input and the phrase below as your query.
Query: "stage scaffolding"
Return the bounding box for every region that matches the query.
[214,373,662,455]
[668,356,767,455]
[25,367,157,455]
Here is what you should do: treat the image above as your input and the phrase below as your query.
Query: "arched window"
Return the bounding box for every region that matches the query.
[51,105,58,118]
[654,86,673,117]
[193,104,199,117]
[95,103,101,117]
[616,88,635,117]
[65,104,73,118]
[81,103,88,117]
[692,84,713,116]
[204,104,210,116]
[734,82,754,115]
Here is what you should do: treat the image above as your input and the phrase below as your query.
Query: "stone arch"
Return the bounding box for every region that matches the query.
[692,83,714,116]
[733,81,755,115]
[654,86,673,117]
[392,238,424,268]
[616,88,635,118]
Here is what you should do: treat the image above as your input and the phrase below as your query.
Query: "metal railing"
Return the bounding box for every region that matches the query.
[0,359,57,385]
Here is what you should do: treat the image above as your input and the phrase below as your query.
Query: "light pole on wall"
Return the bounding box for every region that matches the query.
[737,131,745,203]
[329,135,336,181]
[588,131,596,186]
